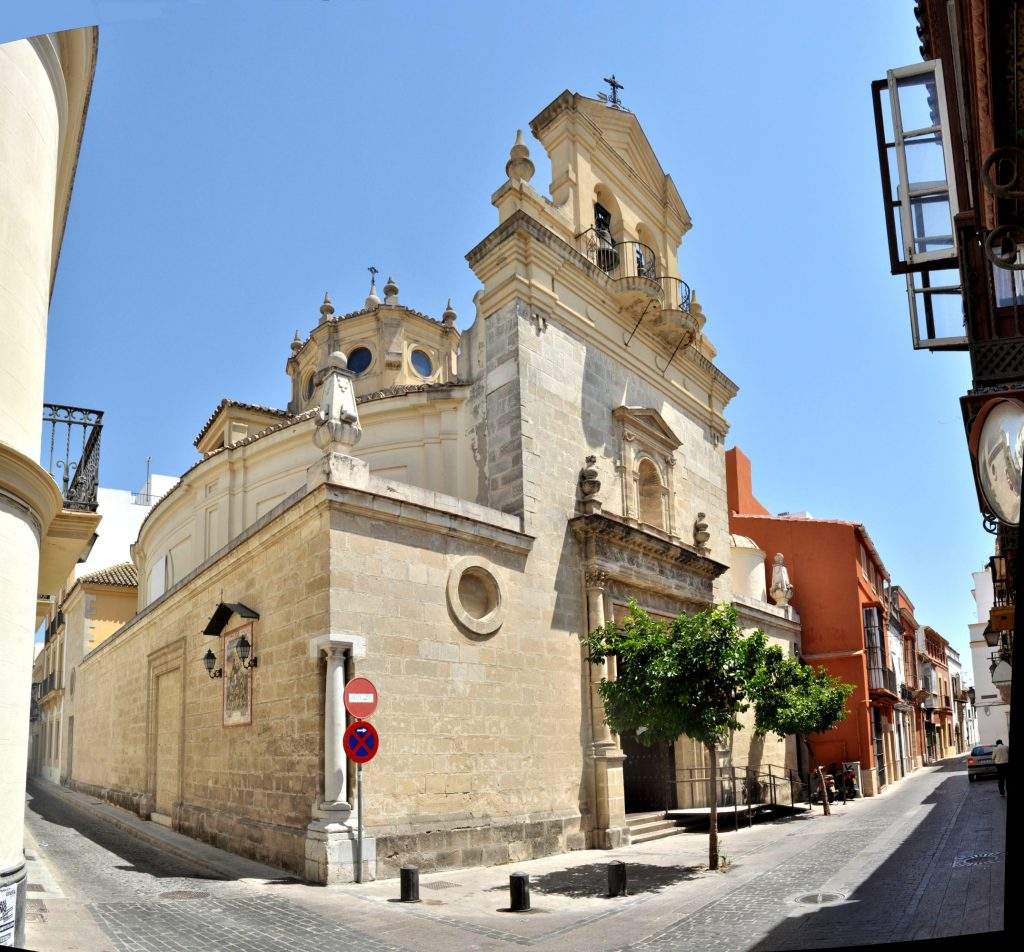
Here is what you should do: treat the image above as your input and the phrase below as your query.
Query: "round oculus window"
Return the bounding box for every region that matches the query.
[348,347,372,375]
[411,349,433,377]
[447,558,507,636]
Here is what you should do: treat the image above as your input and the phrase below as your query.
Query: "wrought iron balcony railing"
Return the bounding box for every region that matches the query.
[42,404,103,512]
[900,683,915,704]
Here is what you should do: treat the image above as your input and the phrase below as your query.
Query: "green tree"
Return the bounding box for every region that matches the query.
[584,601,766,870]
[747,649,855,813]
[583,601,855,868]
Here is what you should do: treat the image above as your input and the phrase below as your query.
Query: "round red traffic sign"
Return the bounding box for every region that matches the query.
[343,720,379,764]
[343,677,378,718]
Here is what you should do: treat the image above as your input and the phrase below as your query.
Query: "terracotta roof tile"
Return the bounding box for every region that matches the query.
[193,399,291,447]
[81,562,138,587]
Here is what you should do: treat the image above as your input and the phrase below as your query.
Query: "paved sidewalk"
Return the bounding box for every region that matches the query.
[24,758,1003,951]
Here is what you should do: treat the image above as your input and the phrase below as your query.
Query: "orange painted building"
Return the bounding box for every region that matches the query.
[727,448,902,797]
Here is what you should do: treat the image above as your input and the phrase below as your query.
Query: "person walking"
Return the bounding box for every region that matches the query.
[993,739,1009,796]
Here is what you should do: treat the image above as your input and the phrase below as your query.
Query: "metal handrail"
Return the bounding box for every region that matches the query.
[576,230,660,282]
[658,275,693,313]
[42,403,103,512]
[670,764,808,829]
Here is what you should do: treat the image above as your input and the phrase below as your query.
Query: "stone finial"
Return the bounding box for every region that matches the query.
[312,351,361,452]
[578,455,602,515]
[365,279,381,310]
[290,329,303,353]
[505,128,535,184]
[769,552,794,607]
[442,298,457,327]
[383,275,399,305]
[319,292,335,323]
[693,512,710,549]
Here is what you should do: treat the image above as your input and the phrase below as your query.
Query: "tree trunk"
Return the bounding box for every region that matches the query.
[707,743,719,870]
[816,765,831,816]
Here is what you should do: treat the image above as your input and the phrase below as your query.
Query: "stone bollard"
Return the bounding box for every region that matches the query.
[400,865,420,902]
[509,872,530,911]
[607,860,627,897]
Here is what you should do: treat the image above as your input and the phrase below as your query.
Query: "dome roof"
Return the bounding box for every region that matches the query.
[729,533,763,552]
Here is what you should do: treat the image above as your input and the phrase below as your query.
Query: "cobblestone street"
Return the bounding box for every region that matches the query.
[23,758,1003,952]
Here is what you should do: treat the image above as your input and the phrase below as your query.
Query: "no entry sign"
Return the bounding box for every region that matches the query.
[344,677,379,718]
[343,720,379,764]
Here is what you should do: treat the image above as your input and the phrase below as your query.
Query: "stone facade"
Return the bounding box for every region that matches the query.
[66,89,783,885]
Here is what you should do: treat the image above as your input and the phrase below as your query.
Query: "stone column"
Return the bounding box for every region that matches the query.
[305,631,375,884]
[585,569,628,848]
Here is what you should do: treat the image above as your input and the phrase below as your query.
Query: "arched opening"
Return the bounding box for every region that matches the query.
[635,223,658,279]
[637,458,664,529]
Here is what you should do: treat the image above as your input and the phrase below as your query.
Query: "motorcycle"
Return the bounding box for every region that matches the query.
[812,768,837,803]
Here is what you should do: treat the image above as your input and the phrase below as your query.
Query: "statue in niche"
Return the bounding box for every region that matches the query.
[770,553,795,607]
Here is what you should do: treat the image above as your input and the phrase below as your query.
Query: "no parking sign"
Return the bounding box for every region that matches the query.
[343,719,379,764]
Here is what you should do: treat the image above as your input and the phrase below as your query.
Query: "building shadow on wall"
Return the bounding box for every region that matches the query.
[749,760,1004,951]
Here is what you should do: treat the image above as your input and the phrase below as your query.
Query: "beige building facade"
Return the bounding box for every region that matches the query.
[0,27,98,947]
[67,90,799,884]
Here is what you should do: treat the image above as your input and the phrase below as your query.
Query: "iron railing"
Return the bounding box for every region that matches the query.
[576,231,660,282]
[900,683,915,704]
[42,403,103,512]
[657,275,693,314]
[672,764,808,829]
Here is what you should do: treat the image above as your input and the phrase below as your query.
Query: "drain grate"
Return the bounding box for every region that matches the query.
[27,884,44,892]
[421,881,461,890]
[159,890,210,900]
[953,851,1002,869]
[796,892,845,905]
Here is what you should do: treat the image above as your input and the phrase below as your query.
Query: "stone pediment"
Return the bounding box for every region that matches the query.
[571,511,726,607]
[611,406,682,454]
[530,92,689,227]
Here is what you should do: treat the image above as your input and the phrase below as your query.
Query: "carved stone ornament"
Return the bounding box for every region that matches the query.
[584,567,609,590]
[769,552,794,608]
[578,455,602,514]
[312,352,362,452]
[693,512,710,549]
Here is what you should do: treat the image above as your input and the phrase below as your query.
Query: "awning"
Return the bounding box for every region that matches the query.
[203,602,259,636]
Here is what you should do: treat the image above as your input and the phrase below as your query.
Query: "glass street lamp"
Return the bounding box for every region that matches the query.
[202,648,222,679]
[235,634,258,670]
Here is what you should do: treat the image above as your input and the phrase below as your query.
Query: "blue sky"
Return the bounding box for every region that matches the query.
[7,1,988,670]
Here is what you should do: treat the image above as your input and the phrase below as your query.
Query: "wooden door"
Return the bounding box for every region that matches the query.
[154,669,183,816]
[621,731,677,813]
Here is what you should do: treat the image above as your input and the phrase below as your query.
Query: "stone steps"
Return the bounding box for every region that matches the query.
[625,811,686,844]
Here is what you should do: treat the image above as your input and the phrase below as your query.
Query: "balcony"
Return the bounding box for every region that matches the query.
[899,683,915,705]
[33,404,104,604]
[649,276,702,352]
[868,665,898,696]
[43,403,103,513]
[576,231,664,307]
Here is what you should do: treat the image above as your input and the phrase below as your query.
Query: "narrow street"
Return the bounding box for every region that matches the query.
[23,758,1003,952]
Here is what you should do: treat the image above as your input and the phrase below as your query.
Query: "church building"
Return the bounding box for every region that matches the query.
[68,88,798,883]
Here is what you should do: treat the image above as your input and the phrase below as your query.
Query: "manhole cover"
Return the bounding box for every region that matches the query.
[953,852,1001,869]
[159,890,209,900]
[422,881,461,890]
[796,892,845,905]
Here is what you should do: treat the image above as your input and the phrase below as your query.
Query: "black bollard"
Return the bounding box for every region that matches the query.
[400,865,420,903]
[509,871,531,911]
[607,860,627,897]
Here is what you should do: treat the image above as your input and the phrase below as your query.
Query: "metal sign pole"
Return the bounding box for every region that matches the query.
[356,763,363,884]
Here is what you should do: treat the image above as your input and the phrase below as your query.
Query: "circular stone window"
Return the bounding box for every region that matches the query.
[348,346,372,375]
[447,557,507,636]
[410,349,434,378]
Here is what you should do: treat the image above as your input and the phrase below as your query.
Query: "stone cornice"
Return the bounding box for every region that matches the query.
[0,443,64,532]
[466,209,738,406]
[570,511,727,581]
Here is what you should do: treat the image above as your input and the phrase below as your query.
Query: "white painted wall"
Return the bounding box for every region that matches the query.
[968,568,1011,746]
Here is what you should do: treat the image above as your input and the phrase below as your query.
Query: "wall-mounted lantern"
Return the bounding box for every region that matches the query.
[967,685,976,707]
[235,632,258,670]
[202,648,222,679]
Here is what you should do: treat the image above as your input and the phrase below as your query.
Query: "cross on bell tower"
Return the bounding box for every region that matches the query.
[599,74,624,110]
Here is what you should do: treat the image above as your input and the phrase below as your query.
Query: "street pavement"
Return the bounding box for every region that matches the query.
[22,757,1004,952]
